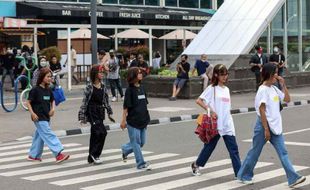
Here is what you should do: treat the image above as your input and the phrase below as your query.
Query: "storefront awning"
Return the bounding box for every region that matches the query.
[16,2,213,22]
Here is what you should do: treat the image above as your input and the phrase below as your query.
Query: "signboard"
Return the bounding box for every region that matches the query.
[4,18,27,28]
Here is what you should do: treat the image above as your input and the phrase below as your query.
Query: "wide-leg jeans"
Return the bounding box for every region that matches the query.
[121,124,146,168]
[29,121,64,158]
[237,117,301,185]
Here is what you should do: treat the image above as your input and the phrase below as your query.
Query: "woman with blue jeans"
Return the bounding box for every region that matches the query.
[120,67,151,170]
[191,64,241,177]
[27,67,69,163]
[237,63,306,187]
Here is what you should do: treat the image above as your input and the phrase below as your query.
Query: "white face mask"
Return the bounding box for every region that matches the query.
[274,47,279,53]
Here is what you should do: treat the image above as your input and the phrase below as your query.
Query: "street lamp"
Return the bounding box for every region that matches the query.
[284,13,297,65]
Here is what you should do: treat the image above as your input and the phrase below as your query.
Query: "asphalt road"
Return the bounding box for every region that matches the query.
[0,105,309,190]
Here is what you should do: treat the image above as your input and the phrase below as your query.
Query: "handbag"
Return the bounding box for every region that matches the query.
[195,87,218,143]
[52,85,66,106]
[195,111,218,144]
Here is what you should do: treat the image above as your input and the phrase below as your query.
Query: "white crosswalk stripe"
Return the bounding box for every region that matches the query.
[0,143,80,157]
[0,141,308,190]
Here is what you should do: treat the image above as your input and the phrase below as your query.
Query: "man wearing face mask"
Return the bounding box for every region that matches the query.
[107,50,124,102]
[169,54,190,101]
[269,45,286,77]
[250,45,268,91]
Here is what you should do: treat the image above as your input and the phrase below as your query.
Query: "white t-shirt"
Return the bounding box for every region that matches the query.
[199,85,235,136]
[255,85,285,135]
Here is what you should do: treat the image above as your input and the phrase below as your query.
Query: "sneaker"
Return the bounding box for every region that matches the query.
[191,162,201,176]
[169,96,177,101]
[121,96,125,101]
[138,162,152,171]
[111,96,117,102]
[289,176,306,188]
[122,153,127,162]
[90,155,103,165]
[56,153,70,163]
[238,179,254,185]
[27,156,42,162]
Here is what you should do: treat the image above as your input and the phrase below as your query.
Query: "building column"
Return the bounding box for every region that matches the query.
[114,28,118,50]
[283,1,288,64]
[298,0,303,71]
[149,28,153,66]
[67,27,72,91]
[33,27,38,62]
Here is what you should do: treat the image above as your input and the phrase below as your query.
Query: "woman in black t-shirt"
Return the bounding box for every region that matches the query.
[78,65,115,164]
[27,68,70,163]
[120,67,151,170]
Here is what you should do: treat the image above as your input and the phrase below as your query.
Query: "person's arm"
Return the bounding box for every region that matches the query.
[192,68,196,76]
[27,100,39,121]
[120,108,128,130]
[277,76,290,103]
[49,101,55,117]
[259,103,270,141]
[196,97,217,118]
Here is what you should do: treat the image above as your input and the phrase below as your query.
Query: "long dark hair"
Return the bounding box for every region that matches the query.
[90,65,104,84]
[260,63,277,85]
[127,67,141,85]
[211,64,228,86]
[36,67,52,87]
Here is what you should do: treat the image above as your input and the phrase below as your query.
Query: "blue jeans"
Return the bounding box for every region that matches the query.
[29,121,64,158]
[121,124,146,168]
[237,117,301,185]
[196,134,241,176]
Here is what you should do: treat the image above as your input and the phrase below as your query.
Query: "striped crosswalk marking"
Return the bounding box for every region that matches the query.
[0,140,31,147]
[133,162,272,190]
[81,159,232,190]
[23,151,153,181]
[197,166,308,190]
[0,146,89,163]
[0,149,124,176]
[260,175,309,190]
[0,143,80,157]
[0,143,32,151]
[50,153,179,186]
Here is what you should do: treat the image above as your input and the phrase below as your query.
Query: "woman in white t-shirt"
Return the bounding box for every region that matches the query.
[191,64,241,177]
[237,63,306,187]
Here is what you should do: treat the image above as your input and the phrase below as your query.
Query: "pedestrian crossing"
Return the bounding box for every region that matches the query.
[0,141,309,190]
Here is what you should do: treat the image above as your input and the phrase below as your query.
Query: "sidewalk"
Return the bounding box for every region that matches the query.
[1,85,310,142]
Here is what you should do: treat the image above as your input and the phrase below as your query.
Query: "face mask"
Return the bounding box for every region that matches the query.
[274,47,279,53]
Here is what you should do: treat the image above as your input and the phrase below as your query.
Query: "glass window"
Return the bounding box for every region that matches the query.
[79,0,91,2]
[120,0,143,5]
[165,0,177,7]
[48,0,77,2]
[217,0,224,8]
[145,0,159,6]
[179,0,199,8]
[102,0,118,3]
[201,0,212,9]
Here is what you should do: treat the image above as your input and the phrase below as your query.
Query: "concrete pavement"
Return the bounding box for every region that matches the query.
[1,85,310,142]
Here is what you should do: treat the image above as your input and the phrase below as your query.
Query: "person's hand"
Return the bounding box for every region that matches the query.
[49,109,55,117]
[211,111,217,120]
[264,128,271,141]
[79,120,87,125]
[120,120,126,130]
[108,115,115,123]
[31,113,39,121]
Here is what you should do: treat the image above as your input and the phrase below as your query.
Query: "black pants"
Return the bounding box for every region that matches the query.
[254,72,261,91]
[88,120,107,163]
[108,78,123,97]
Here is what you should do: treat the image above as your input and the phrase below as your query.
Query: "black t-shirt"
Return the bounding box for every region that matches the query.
[50,62,61,72]
[269,54,285,65]
[130,61,149,77]
[177,61,190,79]
[87,86,105,122]
[28,86,54,121]
[123,85,150,129]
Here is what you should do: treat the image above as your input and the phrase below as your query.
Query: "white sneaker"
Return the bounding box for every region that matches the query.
[91,155,103,165]
[238,179,254,185]
[289,176,306,188]
[111,97,117,102]
[138,162,152,171]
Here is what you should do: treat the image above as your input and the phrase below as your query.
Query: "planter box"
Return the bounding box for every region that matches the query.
[143,75,203,99]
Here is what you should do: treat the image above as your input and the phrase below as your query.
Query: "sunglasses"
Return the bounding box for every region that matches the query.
[219,73,229,76]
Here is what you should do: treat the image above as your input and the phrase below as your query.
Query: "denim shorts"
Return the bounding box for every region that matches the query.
[174,78,187,89]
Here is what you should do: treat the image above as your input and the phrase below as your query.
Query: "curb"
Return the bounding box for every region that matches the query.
[15,99,310,141]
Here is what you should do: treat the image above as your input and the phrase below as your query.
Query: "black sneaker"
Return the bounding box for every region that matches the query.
[191,162,201,176]
[122,153,127,162]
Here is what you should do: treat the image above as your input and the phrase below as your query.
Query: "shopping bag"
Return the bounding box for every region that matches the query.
[52,85,66,106]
